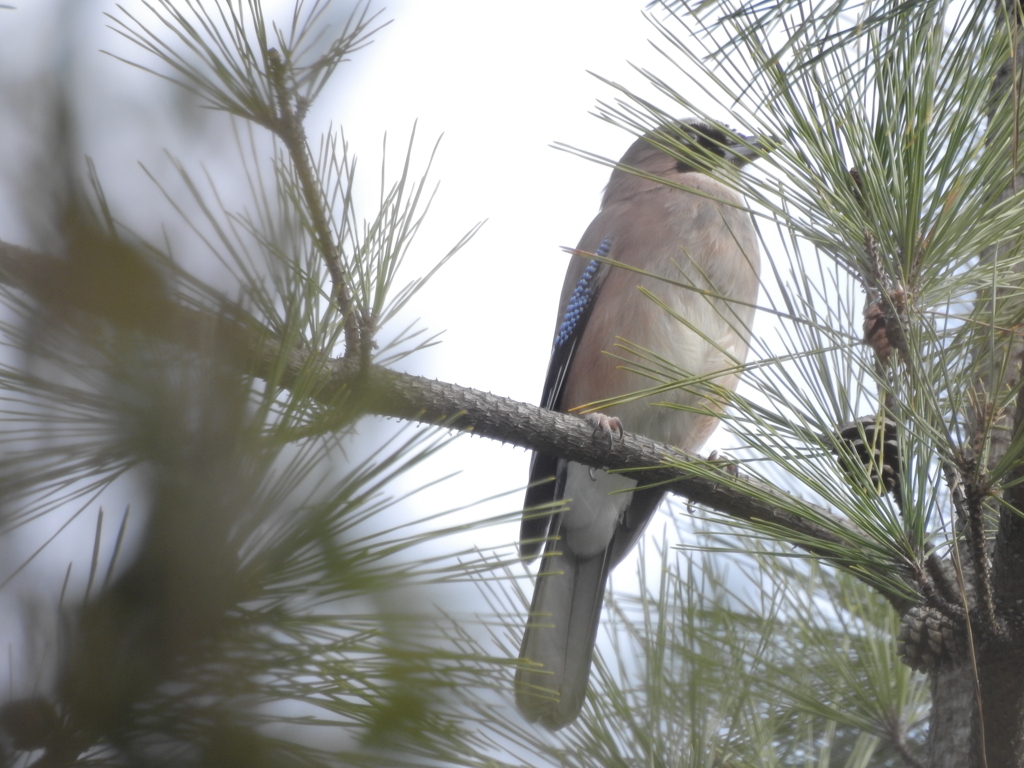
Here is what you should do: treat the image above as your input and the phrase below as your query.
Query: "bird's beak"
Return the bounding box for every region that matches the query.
[723,133,776,167]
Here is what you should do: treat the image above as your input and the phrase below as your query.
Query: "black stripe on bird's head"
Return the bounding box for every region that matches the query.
[660,119,765,173]
[603,118,771,206]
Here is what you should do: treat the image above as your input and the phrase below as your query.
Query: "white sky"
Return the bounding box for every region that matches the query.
[324,0,749,551]
[0,0,773,707]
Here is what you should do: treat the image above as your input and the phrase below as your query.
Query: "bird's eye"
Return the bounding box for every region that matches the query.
[696,129,728,155]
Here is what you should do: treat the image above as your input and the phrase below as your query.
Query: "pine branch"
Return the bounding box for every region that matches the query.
[0,237,916,612]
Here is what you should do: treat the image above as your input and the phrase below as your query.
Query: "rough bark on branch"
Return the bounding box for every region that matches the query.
[0,237,915,611]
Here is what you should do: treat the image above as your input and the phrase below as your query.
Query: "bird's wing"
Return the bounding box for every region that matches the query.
[520,234,614,560]
[540,234,617,414]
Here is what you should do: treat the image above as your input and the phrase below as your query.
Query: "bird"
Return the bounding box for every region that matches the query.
[515,119,765,730]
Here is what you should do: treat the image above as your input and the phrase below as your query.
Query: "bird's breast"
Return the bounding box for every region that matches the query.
[562,177,759,453]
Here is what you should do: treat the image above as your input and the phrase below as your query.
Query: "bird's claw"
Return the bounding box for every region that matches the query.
[585,412,624,449]
[706,450,740,477]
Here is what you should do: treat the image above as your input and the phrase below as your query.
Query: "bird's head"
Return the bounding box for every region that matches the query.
[629,118,766,172]
[604,118,769,205]
[671,119,765,169]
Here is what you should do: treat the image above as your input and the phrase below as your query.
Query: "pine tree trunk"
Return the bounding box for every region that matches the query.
[922,5,1024,762]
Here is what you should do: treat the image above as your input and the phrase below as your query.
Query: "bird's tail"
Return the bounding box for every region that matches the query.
[514,543,610,730]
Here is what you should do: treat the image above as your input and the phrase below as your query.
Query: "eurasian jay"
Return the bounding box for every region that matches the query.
[515,119,764,730]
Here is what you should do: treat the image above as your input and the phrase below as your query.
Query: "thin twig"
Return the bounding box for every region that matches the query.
[889,715,926,768]
[266,49,362,360]
[924,551,961,609]
[912,558,964,621]
[964,476,999,636]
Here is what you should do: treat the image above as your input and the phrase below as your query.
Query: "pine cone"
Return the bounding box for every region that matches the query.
[835,415,901,494]
[897,605,964,671]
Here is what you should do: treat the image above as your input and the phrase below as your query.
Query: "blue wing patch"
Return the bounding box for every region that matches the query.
[554,237,613,350]
[521,235,615,559]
